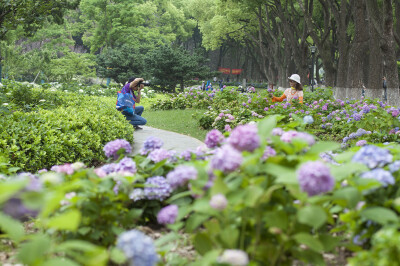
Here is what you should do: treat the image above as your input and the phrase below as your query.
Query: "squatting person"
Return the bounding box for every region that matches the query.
[116,77,147,130]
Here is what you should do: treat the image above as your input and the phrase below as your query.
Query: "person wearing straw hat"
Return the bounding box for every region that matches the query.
[272,74,303,104]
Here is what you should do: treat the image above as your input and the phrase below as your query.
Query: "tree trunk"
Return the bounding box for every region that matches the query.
[381,0,400,106]
[346,0,369,100]
[326,0,352,100]
[365,1,384,100]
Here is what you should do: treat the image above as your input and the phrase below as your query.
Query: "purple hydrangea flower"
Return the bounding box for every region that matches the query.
[281,131,315,146]
[360,168,395,187]
[211,145,243,173]
[144,176,172,201]
[356,140,367,147]
[148,148,170,163]
[209,194,228,210]
[50,163,74,175]
[166,165,198,189]
[297,161,335,196]
[352,145,393,169]
[180,150,192,161]
[157,205,178,224]
[140,136,164,155]
[100,163,118,174]
[272,127,284,136]
[117,230,159,266]
[115,157,137,174]
[103,139,132,159]
[352,113,362,121]
[262,146,276,160]
[205,129,225,148]
[228,124,260,152]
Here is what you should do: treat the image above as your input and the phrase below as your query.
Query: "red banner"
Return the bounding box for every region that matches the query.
[231,69,243,75]
[218,67,231,74]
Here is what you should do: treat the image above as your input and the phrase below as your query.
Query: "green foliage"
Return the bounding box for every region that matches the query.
[348,227,400,266]
[144,45,211,92]
[96,45,146,83]
[79,0,196,53]
[0,0,79,40]
[47,52,96,83]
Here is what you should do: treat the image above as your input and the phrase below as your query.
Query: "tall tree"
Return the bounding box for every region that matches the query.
[144,45,211,92]
[0,0,80,80]
[79,0,196,53]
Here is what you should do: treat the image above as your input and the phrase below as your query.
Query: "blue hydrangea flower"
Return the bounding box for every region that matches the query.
[129,188,145,201]
[352,145,393,169]
[388,160,400,173]
[117,230,158,266]
[360,168,395,187]
[144,176,172,201]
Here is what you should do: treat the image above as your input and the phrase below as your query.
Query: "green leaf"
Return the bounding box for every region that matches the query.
[0,212,25,243]
[210,176,229,194]
[185,213,210,232]
[0,179,27,204]
[318,234,339,252]
[332,187,361,208]
[297,205,327,229]
[17,234,52,265]
[193,233,213,255]
[42,258,80,266]
[244,186,264,207]
[220,227,239,248]
[257,115,278,138]
[56,240,109,266]
[306,141,340,155]
[264,163,297,184]
[360,207,398,225]
[109,247,126,264]
[188,250,220,266]
[293,233,324,252]
[264,210,288,230]
[47,209,81,232]
[330,163,368,181]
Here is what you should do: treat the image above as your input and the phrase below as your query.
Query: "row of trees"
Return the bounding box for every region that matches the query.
[0,0,211,91]
[0,0,399,102]
[190,0,400,103]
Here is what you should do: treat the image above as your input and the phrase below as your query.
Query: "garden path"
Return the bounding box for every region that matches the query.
[132,126,204,154]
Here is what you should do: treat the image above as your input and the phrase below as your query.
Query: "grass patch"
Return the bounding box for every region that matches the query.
[144,108,208,141]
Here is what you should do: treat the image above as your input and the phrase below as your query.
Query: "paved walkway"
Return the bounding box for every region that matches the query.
[132,126,205,154]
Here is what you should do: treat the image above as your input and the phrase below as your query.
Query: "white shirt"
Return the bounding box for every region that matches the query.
[284,87,303,102]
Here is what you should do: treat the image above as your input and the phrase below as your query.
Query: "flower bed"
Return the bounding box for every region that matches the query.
[2,83,400,265]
